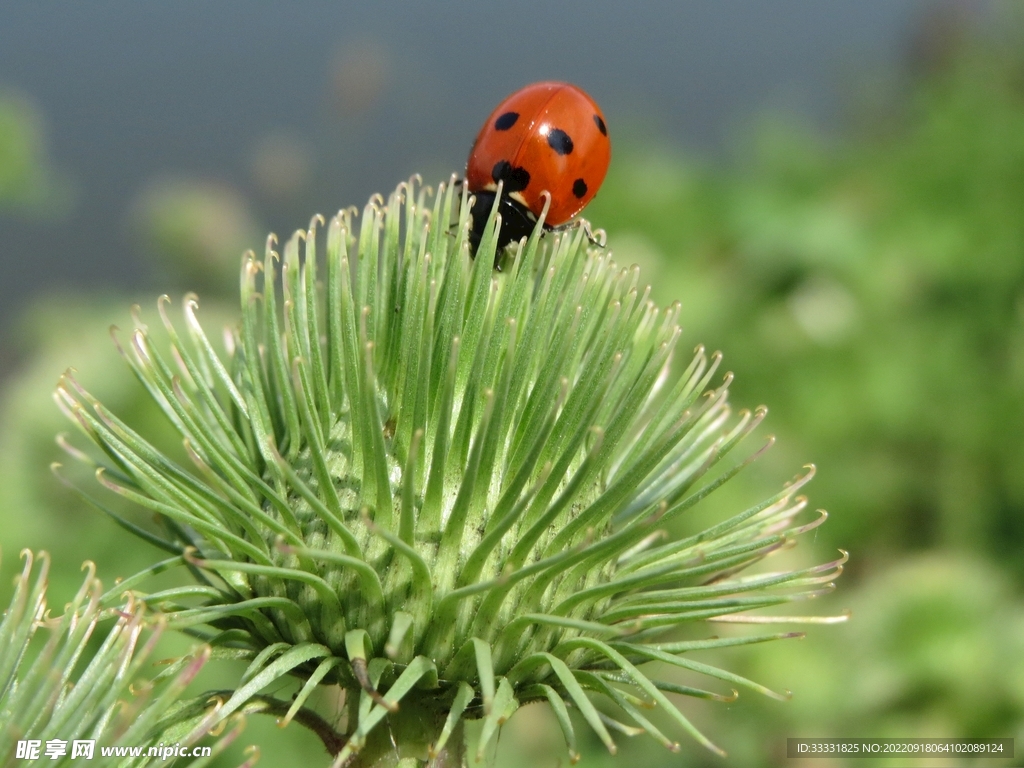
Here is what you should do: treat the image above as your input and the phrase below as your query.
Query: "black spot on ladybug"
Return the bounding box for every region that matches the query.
[494,111,519,130]
[572,178,588,199]
[547,128,574,155]
[491,160,531,192]
[594,114,607,136]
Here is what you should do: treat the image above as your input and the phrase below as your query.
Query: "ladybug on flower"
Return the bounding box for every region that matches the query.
[465,81,611,257]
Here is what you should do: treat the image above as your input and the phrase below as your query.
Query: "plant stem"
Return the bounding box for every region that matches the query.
[345,696,466,768]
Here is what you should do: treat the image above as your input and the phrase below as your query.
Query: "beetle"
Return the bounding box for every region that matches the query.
[465,81,610,262]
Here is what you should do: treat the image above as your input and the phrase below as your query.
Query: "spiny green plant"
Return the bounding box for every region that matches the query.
[0,550,251,767]
[53,177,845,766]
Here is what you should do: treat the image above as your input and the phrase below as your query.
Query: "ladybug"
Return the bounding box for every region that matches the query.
[465,81,610,261]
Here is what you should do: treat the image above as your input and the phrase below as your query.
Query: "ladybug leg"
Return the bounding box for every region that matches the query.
[547,219,607,249]
[581,220,607,248]
[441,182,470,239]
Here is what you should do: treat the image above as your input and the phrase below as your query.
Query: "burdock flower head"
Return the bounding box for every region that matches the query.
[55,177,845,767]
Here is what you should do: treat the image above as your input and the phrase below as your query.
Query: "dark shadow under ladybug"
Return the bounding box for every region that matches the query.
[467,193,540,269]
[468,170,607,270]
[467,186,605,270]
[467,158,541,268]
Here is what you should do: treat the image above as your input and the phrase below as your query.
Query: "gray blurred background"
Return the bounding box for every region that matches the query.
[0,0,980,369]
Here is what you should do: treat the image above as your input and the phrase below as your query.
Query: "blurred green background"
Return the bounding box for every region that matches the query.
[1,3,1023,766]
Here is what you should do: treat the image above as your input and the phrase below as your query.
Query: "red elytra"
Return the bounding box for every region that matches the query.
[466,81,610,257]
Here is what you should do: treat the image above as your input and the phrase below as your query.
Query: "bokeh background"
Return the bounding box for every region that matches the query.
[1,2,1022,765]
